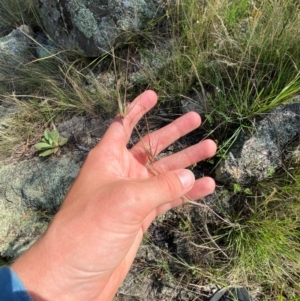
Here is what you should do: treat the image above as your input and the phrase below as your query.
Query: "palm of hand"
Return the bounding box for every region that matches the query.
[12,91,216,301]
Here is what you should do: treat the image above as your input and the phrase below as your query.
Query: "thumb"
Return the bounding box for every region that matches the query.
[137,169,195,211]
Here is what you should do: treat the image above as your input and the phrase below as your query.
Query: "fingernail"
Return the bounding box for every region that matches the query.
[176,169,195,189]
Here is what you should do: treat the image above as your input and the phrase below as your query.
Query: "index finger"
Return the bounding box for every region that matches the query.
[99,90,158,147]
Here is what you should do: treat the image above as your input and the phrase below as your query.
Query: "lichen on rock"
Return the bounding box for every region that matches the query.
[216,102,300,185]
[68,0,97,39]
[36,0,166,56]
[0,153,83,259]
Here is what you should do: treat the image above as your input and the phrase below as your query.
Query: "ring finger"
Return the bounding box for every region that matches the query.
[152,139,217,174]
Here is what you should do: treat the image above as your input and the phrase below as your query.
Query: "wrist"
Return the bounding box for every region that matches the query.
[11,238,58,301]
[10,226,111,301]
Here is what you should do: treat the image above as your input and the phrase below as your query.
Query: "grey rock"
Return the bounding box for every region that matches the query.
[36,0,166,57]
[128,42,173,86]
[216,103,300,185]
[0,25,34,68]
[92,40,173,92]
[0,152,83,259]
[35,31,58,58]
[57,115,112,149]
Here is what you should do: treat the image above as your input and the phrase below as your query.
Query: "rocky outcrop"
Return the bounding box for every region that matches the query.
[0,25,36,93]
[0,25,34,71]
[216,102,300,185]
[0,152,83,259]
[36,0,166,57]
[88,40,173,93]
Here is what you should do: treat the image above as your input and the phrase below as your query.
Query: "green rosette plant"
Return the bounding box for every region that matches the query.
[35,128,68,157]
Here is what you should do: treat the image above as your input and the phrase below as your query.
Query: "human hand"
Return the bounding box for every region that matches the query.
[11,90,217,301]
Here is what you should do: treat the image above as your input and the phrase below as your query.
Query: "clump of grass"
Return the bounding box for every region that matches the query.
[0,94,42,159]
[146,0,300,112]
[159,176,300,299]
[213,187,300,299]
[0,0,38,36]
[0,52,124,158]
[0,0,121,158]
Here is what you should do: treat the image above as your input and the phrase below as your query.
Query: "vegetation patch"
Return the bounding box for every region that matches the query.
[0,0,300,299]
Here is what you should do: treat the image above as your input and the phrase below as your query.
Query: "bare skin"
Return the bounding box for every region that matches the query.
[11,90,217,301]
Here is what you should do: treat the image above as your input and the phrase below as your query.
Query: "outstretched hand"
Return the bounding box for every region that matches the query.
[11,90,217,301]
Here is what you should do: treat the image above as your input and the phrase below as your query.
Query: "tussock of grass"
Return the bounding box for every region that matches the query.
[215,189,300,298]
[162,178,300,299]
[0,93,45,158]
[0,0,36,35]
[0,0,300,299]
